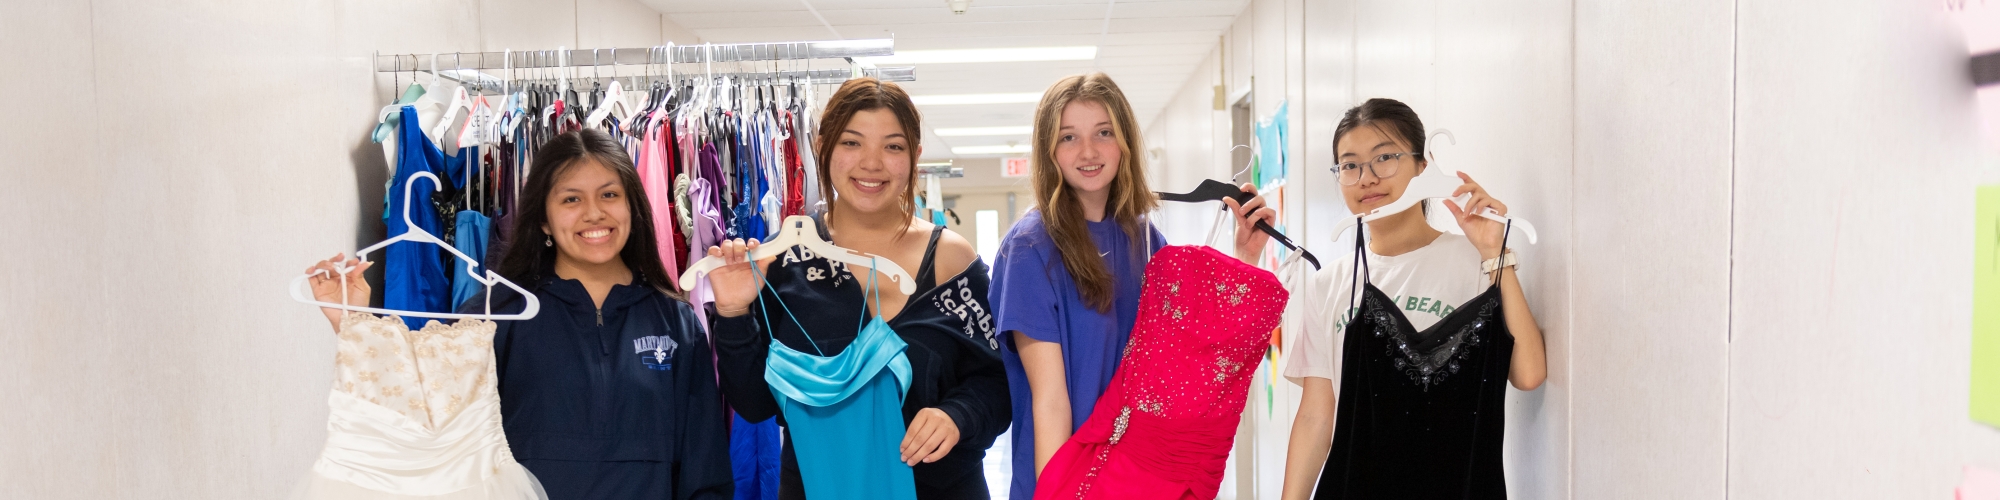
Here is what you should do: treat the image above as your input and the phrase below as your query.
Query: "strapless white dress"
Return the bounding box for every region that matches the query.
[293,313,546,499]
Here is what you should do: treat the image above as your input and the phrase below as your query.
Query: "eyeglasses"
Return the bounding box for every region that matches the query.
[1333,152,1419,186]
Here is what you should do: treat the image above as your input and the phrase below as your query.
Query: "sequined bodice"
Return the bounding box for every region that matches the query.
[1116,246,1288,420]
[332,313,498,429]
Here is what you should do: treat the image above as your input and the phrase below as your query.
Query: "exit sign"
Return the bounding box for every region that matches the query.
[1003,157,1031,177]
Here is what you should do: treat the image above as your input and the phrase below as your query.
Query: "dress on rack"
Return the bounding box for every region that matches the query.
[294,313,545,500]
[1033,245,1287,500]
[386,105,464,330]
[1312,226,1516,500]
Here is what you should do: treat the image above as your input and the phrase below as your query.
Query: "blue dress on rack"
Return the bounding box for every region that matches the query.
[385,105,462,330]
[752,265,919,500]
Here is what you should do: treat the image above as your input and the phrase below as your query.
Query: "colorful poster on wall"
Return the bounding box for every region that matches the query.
[1253,101,1290,188]
[1973,185,2000,428]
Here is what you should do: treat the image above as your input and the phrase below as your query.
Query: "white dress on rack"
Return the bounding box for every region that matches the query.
[294,313,547,500]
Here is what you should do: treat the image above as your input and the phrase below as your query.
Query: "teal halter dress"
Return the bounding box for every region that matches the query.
[754,260,919,500]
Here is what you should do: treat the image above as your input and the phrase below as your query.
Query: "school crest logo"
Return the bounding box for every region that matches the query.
[634,335,678,371]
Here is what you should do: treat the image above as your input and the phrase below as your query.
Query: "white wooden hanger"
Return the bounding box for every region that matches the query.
[290,171,541,320]
[1329,130,1540,244]
[679,215,918,295]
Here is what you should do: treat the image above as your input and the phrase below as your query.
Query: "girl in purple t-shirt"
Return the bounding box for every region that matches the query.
[990,72,1276,500]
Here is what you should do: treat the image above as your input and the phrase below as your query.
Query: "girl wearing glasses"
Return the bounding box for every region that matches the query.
[1279,98,1546,499]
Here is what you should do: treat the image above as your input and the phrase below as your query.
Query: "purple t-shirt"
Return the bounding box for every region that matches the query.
[992,210,1163,500]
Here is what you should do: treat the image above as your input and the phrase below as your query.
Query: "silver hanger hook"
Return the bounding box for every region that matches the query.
[1228,144,1255,180]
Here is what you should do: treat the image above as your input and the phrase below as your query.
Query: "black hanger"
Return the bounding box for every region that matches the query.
[1156,179,1321,269]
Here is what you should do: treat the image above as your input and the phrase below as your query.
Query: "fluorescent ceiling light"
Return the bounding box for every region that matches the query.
[934,126,1032,137]
[952,145,1032,155]
[911,93,1042,105]
[858,46,1096,65]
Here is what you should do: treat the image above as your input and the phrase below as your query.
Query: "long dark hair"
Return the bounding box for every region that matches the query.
[494,129,684,301]
[814,77,924,238]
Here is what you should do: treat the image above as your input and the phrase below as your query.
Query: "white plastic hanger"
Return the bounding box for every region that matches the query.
[585,79,631,129]
[290,171,541,320]
[430,55,473,148]
[587,49,636,129]
[1329,130,1540,244]
[430,84,471,146]
[378,55,449,171]
[679,215,918,295]
[377,54,446,125]
[458,92,492,149]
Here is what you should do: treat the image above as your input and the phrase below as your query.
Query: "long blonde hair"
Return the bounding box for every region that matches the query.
[1030,73,1157,312]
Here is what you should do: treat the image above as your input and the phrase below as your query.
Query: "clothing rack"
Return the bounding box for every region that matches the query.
[374,39,896,72]
[428,66,914,91]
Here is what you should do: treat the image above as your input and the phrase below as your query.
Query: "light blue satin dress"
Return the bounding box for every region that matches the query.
[753,262,918,500]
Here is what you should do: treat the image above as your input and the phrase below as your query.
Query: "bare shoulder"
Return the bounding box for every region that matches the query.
[933,227,979,279]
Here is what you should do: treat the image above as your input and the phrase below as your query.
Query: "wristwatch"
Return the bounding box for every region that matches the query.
[1481,251,1518,275]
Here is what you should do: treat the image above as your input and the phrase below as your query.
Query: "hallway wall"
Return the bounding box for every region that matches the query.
[1143,0,2000,498]
[0,1,697,498]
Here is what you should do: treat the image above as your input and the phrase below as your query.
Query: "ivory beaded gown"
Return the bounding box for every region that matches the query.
[294,313,547,500]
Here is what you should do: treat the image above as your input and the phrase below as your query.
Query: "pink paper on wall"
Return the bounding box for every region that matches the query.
[1960,464,2000,500]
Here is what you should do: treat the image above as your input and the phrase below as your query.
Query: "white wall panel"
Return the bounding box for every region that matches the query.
[1729,1,2000,498]
[1571,1,1734,498]
[1429,0,1574,497]
[0,1,112,497]
[0,2,696,497]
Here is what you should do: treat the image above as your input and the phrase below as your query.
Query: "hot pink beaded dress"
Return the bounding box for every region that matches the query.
[1033,245,1288,500]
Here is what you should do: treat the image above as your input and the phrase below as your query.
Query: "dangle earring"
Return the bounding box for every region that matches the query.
[545,234,553,247]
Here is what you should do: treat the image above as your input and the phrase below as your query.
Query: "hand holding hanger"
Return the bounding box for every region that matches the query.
[701,238,770,318]
[1440,171,1514,260]
[1157,179,1322,269]
[304,253,374,332]
[1218,183,1279,264]
[290,172,540,322]
[1329,130,1540,245]
[681,215,917,296]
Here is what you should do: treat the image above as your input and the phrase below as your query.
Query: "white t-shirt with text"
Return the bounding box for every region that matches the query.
[1282,232,1492,388]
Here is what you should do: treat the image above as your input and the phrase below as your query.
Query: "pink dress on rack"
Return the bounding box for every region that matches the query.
[1033,245,1288,500]
[637,109,679,289]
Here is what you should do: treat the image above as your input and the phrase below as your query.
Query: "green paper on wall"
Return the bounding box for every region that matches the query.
[1974,185,2000,428]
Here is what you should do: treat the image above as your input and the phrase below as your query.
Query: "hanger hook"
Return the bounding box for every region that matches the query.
[1426,129,1456,163]
[390,51,399,93]
[1227,144,1255,180]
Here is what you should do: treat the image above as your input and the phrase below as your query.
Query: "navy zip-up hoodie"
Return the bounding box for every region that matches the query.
[463,271,732,500]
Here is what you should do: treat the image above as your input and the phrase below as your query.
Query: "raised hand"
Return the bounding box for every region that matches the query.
[705,238,767,317]
[1440,171,1511,259]
[305,253,373,332]
[1221,182,1278,265]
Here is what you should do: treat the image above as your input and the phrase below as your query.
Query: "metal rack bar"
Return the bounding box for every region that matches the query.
[427,65,915,91]
[375,39,895,72]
